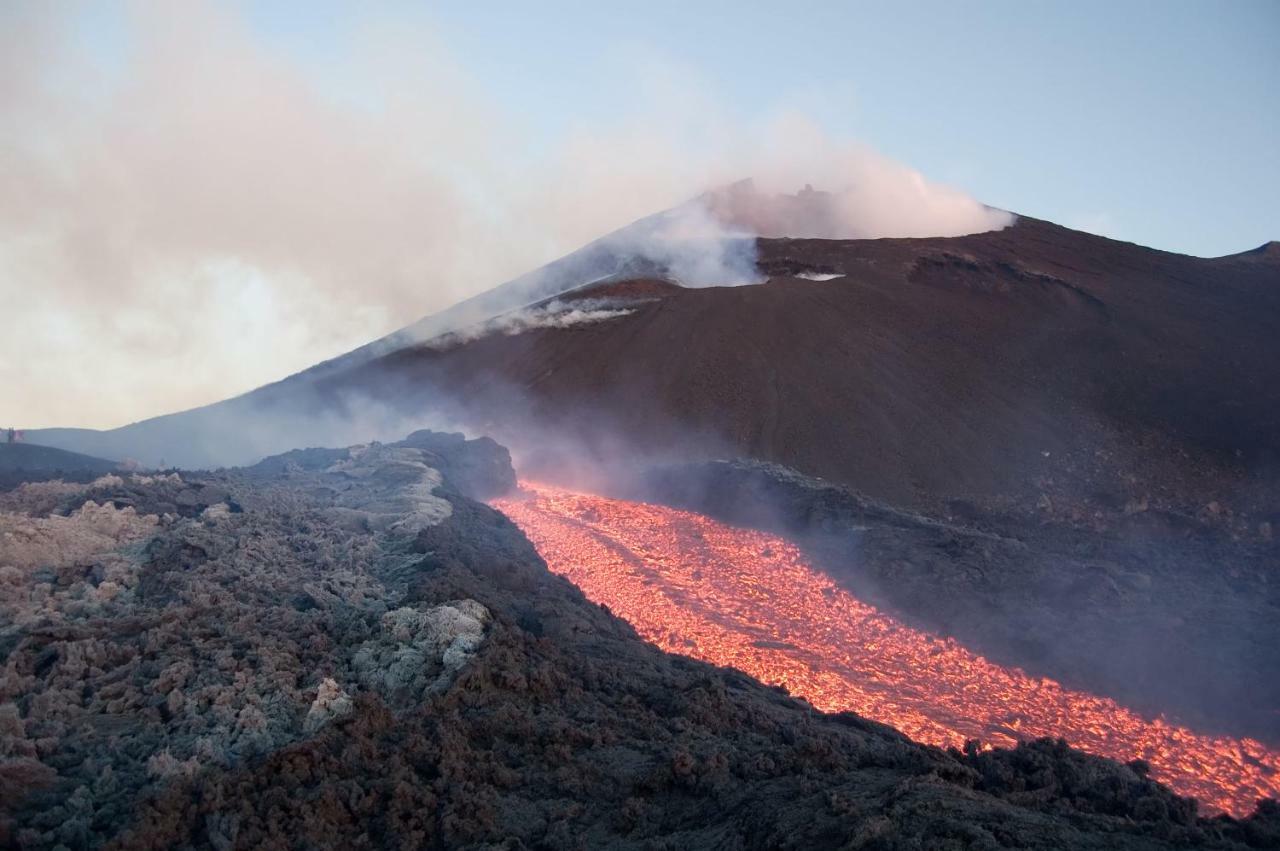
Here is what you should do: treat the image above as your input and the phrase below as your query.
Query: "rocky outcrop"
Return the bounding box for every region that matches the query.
[396,430,516,501]
[352,601,491,702]
[303,679,354,734]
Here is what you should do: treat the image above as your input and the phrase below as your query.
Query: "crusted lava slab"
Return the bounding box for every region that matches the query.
[1,432,1277,849]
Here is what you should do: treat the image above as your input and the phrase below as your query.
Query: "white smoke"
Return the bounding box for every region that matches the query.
[617,201,763,287]
[724,114,1015,239]
[420,299,643,351]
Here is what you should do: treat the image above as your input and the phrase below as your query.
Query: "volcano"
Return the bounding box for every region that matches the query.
[11,184,1280,845]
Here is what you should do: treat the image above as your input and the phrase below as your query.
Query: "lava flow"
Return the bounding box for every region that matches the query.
[492,481,1280,817]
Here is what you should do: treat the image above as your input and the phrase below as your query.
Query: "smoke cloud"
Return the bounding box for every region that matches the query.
[1,1,1010,431]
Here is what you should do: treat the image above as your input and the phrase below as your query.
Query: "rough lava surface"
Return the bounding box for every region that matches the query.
[1,432,1278,849]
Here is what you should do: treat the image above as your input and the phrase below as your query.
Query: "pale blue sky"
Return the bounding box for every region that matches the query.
[231,0,1280,257]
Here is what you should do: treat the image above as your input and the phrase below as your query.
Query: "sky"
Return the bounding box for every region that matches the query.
[2,0,1277,430]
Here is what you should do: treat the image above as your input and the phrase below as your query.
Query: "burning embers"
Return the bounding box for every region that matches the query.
[492,481,1280,817]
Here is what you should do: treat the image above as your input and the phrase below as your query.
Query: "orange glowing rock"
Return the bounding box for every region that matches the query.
[493,480,1280,817]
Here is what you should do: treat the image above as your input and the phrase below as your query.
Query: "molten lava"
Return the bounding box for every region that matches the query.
[493,481,1280,817]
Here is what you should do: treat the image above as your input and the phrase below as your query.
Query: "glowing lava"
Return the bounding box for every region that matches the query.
[492,481,1280,817]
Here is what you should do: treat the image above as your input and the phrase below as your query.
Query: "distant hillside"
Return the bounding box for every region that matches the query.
[0,442,119,489]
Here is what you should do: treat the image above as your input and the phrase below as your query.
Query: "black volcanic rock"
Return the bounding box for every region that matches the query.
[1,433,1274,850]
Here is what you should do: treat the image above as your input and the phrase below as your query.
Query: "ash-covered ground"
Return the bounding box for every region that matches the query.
[2,433,1278,849]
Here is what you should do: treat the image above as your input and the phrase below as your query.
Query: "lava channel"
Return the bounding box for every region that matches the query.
[492,480,1280,817]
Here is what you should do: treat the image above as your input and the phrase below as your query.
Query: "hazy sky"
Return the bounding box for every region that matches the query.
[2,1,1277,430]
